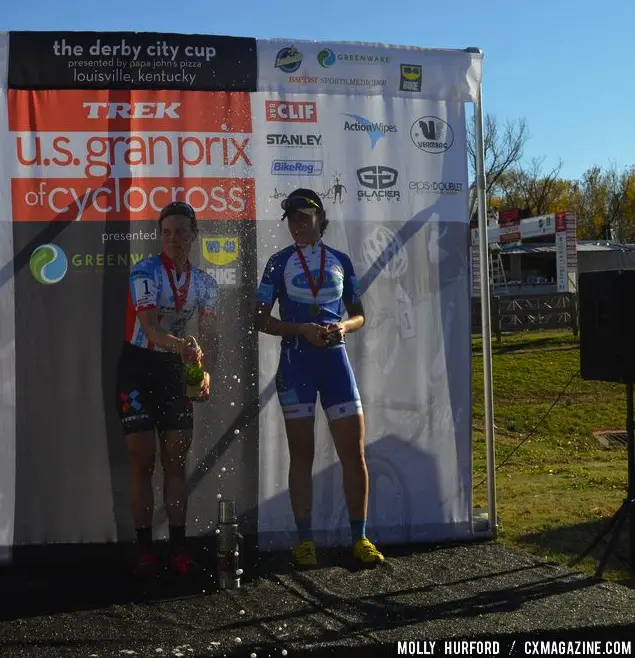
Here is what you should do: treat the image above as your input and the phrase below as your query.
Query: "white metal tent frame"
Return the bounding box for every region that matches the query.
[468,47,497,537]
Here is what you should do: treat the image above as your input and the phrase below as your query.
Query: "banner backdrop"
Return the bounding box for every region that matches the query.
[0,32,481,552]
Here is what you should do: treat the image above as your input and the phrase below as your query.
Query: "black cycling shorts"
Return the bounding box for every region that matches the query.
[116,342,193,435]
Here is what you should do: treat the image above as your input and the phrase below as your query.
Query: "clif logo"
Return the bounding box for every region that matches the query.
[265,100,317,123]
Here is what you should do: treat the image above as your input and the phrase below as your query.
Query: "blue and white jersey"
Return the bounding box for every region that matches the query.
[257,240,361,347]
[126,253,219,352]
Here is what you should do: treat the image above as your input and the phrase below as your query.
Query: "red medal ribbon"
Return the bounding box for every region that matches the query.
[295,243,326,302]
[160,252,191,312]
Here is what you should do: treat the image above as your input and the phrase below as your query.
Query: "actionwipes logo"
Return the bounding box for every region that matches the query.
[342,113,397,149]
[30,244,68,284]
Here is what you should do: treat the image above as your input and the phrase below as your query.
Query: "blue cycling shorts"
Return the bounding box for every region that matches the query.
[275,344,362,421]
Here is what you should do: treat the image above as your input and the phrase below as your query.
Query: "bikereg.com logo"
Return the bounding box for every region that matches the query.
[410,117,454,153]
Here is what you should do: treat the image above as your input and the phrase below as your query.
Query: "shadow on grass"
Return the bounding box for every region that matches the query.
[472,336,579,355]
[515,516,635,586]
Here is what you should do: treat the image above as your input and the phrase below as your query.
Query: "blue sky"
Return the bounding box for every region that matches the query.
[3,0,633,182]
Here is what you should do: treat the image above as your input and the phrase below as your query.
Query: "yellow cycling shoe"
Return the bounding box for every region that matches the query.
[353,537,385,565]
[292,540,318,567]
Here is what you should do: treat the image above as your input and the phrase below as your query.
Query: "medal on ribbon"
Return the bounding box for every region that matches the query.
[160,252,191,313]
[296,243,326,317]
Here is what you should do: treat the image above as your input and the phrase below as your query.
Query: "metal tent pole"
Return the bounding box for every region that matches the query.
[467,48,497,538]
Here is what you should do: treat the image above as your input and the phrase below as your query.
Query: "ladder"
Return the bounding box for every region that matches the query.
[489,243,508,293]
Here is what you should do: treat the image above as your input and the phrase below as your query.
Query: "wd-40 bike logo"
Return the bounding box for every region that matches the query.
[343,113,397,149]
[400,64,422,92]
[274,46,303,73]
[202,237,239,266]
[410,116,454,153]
[30,244,68,284]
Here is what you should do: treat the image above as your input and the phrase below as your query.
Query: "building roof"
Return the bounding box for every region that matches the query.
[501,241,635,255]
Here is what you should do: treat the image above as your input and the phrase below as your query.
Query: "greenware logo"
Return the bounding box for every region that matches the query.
[30,244,68,284]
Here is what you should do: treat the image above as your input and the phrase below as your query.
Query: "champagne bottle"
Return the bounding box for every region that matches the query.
[184,337,207,401]
[185,362,205,400]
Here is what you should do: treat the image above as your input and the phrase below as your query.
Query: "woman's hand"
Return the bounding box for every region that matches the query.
[181,335,203,365]
[300,323,329,347]
[324,322,346,344]
[199,371,211,400]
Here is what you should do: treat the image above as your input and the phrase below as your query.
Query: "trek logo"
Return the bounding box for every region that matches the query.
[356,166,400,202]
[265,100,317,123]
[342,113,397,149]
[410,116,454,154]
[266,134,322,148]
[83,102,181,119]
[271,160,323,176]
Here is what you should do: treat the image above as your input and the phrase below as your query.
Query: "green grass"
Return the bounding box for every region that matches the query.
[471,330,632,584]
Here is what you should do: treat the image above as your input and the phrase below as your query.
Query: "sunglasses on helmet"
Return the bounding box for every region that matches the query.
[281,196,323,220]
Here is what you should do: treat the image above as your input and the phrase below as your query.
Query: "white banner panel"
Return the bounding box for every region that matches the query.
[0,31,16,558]
[257,39,482,103]
[253,92,472,548]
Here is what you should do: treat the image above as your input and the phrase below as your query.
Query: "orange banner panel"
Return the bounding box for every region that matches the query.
[8,89,252,133]
[11,177,255,222]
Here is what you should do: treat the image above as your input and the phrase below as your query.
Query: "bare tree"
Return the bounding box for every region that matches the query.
[467,114,529,219]
[498,157,563,216]
[575,164,632,240]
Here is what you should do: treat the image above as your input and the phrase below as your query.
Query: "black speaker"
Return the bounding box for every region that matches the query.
[579,270,635,383]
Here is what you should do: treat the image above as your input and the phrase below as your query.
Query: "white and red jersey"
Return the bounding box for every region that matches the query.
[126,252,219,351]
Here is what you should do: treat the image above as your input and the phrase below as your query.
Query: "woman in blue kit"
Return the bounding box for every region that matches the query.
[254,188,384,567]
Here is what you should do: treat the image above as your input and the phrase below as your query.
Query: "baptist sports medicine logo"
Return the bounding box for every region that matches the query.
[30,244,68,284]
[343,113,397,149]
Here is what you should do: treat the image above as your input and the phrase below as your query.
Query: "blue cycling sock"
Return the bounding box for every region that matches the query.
[296,517,313,543]
[350,519,367,542]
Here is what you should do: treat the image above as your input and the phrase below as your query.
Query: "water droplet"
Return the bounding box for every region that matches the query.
[234,429,240,435]
[251,654,257,658]
[215,528,221,534]
[221,123,228,131]
[234,550,239,556]
[234,638,242,644]
[239,609,245,615]
[233,374,238,379]
[221,467,227,472]
[237,378,241,383]
[217,493,222,499]
[282,651,288,656]
[230,401,235,406]
[236,568,243,575]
